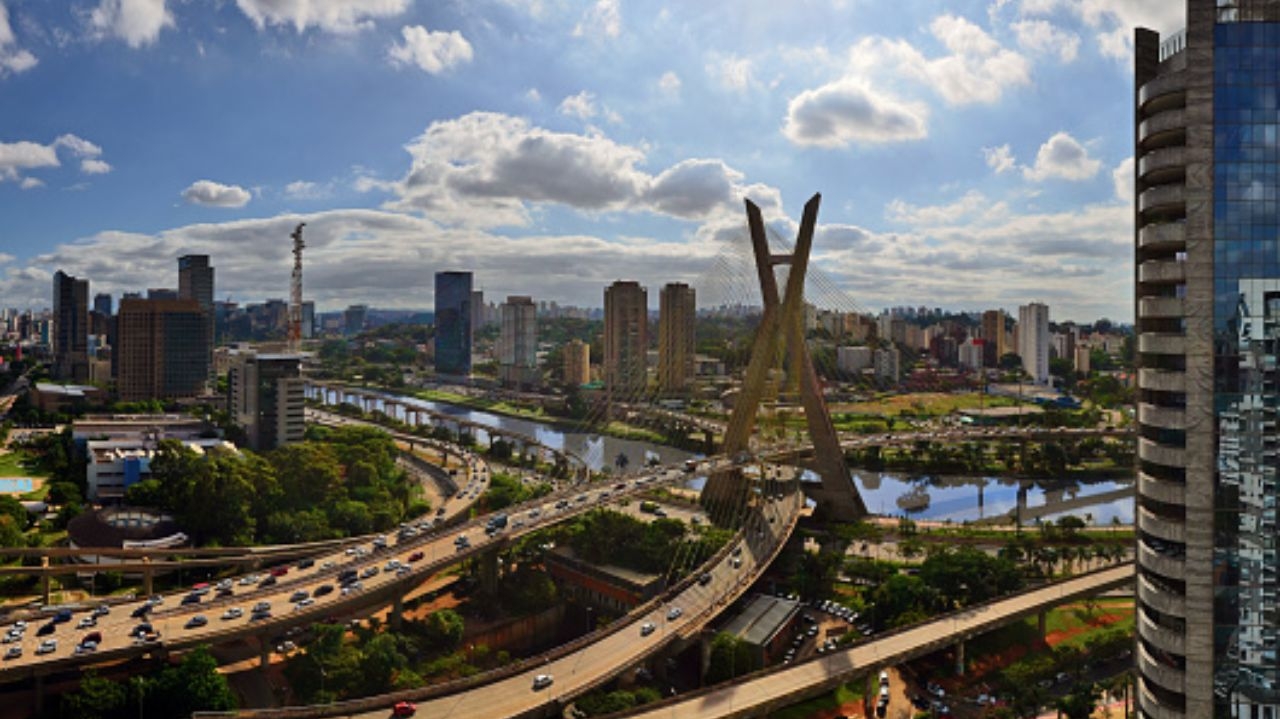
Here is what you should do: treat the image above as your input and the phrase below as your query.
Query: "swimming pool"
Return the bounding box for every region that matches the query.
[0,478,34,494]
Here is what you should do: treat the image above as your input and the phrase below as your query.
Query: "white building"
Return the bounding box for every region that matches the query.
[499,296,539,389]
[837,346,873,375]
[86,438,237,502]
[1017,302,1050,385]
[958,338,985,371]
[874,347,901,386]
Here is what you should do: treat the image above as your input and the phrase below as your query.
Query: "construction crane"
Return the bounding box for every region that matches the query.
[287,223,305,353]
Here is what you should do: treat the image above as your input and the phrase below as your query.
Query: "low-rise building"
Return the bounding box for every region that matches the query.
[544,546,665,614]
[717,594,803,666]
[31,383,105,414]
[86,437,237,502]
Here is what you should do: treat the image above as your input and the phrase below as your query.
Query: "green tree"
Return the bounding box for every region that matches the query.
[59,671,128,719]
[145,646,236,716]
[704,631,758,684]
[0,495,27,530]
[423,609,465,650]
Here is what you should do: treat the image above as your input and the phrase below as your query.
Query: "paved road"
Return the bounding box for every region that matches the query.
[614,563,1134,719]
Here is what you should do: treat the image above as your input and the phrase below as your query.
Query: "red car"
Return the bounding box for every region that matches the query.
[392,701,416,717]
[407,551,424,563]
[269,567,289,577]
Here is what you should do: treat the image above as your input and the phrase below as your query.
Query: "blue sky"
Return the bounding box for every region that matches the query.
[0,0,1183,320]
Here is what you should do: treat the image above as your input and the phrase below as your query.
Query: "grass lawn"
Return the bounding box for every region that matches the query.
[1041,597,1134,649]
[833,392,1022,417]
[0,450,43,478]
[768,681,864,719]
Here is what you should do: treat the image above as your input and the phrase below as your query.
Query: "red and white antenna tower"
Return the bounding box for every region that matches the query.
[287,223,305,352]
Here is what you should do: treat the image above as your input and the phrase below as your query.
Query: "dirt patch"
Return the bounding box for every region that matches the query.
[1044,612,1128,648]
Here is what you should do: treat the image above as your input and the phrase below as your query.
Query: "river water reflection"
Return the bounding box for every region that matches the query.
[313,388,1133,525]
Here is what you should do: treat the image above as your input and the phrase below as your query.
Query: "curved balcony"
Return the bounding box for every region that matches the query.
[1138,570,1186,618]
[1138,676,1186,719]
[1139,184,1186,216]
[1139,610,1187,657]
[1139,108,1187,150]
[1139,541,1186,582]
[1139,296,1185,318]
[1140,438,1186,468]
[1138,223,1186,253]
[1139,368,1186,393]
[1139,71,1186,112]
[1139,332,1186,355]
[1139,260,1186,285]
[1139,505,1186,544]
[1138,642,1186,695]
[1139,147,1187,185]
[1139,470,1186,505]
[1139,403,1186,431]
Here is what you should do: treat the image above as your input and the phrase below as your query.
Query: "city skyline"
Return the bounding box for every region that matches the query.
[0,1,1181,321]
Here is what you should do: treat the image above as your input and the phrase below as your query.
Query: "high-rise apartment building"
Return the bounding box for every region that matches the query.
[92,293,112,317]
[301,301,315,339]
[562,339,591,387]
[1135,5,1280,716]
[471,289,485,335]
[499,295,538,389]
[981,309,1007,367]
[178,255,215,384]
[1017,303,1049,385]
[604,280,648,400]
[658,283,696,395]
[343,304,367,337]
[226,350,304,451]
[52,270,89,382]
[435,272,473,376]
[116,298,209,402]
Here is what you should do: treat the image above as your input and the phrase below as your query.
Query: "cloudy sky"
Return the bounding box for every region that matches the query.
[0,0,1183,320]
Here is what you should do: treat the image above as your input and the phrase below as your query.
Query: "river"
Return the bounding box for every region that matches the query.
[310,386,1133,525]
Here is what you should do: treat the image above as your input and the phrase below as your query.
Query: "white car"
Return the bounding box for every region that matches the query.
[666,607,683,621]
[532,674,554,690]
[36,639,57,655]
[221,607,244,621]
[640,622,655,636]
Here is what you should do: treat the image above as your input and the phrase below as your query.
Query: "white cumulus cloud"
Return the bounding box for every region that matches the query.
[81,159,112,175]
[1112,156,1135,202]
[236,0,410,34]
[182,180,252,208]
[558,91,597,120]
[983,144,1016,174]
[88,0,174,48]
[658,71,681,97]
[1011,19,1080,63]
[782,79,928,147]
[1,134,111,184]
[0,2,37,76]
[388,24,473,75]
[705,53,754,93]
[573,0,620,39]
[1023,131,1101,181]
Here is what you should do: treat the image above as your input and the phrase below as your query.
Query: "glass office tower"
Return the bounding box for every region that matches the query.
[434,271,473,376]
[1136,2,1280,717]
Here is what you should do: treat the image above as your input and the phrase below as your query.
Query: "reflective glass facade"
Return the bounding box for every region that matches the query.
[1213,21,1280,716]
[435,271,473,376]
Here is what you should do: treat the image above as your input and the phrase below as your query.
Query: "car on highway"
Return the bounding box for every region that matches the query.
[360,566,379,579]
[297,558,315,570]
[53,609,73,623]
[36,622,55,637]
[314,584,334,597]
[289,590,309,603]
[269,566,289,577]
[532,674,554,690]
[92,605,110,618]
[640,622,655,636]
[258,575,278,588]
[181,593,202,606]
[130,623,154,637]
[81,631,102,646]
[35,640,56,655]
[294,598,315,610]
[392,701,417,717]
[185,615,208,629]
[341,582,363,595]
[407,551,424,563]
[251,609,272,621]
[666,607,682,620]
[698,572,713,586]
[238,574,260,586]
[3,647,20,660]
[76,616,97,629]
[221,607,243,621]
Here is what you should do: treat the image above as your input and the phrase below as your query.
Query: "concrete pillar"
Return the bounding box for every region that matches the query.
[478,549,499,594]
[260,639,271,670]
[1038,610,1047,638]
[390,593,405,631]
[40,556,50,605]
[955,639,965,676]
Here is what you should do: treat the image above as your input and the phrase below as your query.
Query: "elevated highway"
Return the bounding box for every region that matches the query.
[0,454,737,685]
[610,562,1135,719]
